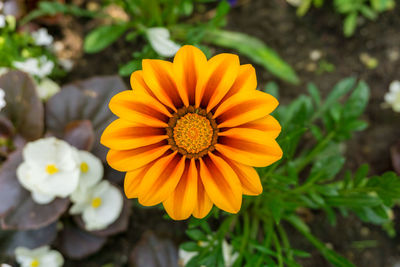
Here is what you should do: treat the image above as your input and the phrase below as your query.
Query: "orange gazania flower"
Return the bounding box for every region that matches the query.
[101,45,282,220]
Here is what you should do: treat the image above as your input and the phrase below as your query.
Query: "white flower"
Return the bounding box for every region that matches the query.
[13,56,54,78]
[15,246,63,267]
[0,15,5,28]
[384,80,400,112]
[178,249,198,267]
[17,137,80,204]
[0,88,6,111]
[70,180,123,231]
[222,240,238,267]
[1,264,12,267]
[36,78,60,101]
[146,27,181,57]
[70,151,103,203]
[31,28,53,46]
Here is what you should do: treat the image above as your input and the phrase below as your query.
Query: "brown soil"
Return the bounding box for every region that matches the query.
[53,0,400,266]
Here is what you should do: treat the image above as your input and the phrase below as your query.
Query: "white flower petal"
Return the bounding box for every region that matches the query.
[178,249,198,266]
[389,80,400,93]
[39,250,64,267]
[38,169,80,197]
[147,27,181,57]
[31,191,55,204]
[78,151,103,188]
[82,181,123,231]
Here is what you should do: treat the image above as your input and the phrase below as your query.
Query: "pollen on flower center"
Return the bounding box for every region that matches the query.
[80,162,89,173]
[30,259,40,267]
[167,106,218,158]
[46,164,58,175]
[91,197,102,208]
[174,113,213,154]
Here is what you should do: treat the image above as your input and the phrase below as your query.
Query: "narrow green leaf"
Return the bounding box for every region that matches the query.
[203,29,299,84]
[343,12,358,37]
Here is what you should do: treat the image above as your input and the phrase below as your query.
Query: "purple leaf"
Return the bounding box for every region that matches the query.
[130,231,178,267]
[1,195,69,231]
[64,120,95,151]
[0,150,24,217]
[2,223,58,256]
[46,76,127,161]
[57,224,107,260]
[0,71,44,141]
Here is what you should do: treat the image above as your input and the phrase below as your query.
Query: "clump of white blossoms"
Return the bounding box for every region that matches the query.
[17,137,80,204]
[31,28,53,46]
[0,88,6,111]
[70,180,123,231]
[13,56,54,78]
[384,80,400,112]
[15,246,64,267]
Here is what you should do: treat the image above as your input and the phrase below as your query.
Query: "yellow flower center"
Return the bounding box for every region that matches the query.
[46,164,59,175]
[173,112,213,154]
[30,259,40,267]
[80,162,89,173]
[91,197,102,208]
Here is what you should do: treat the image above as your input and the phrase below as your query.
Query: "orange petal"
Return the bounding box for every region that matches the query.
[163,159,198,220]
[142,59,182,111]
[130,70,158,99]
[106,143,170,172]
[233,115,281,139]
[213,90,278,128]
[109,90,171,127]
[221,64,257,102]
[216,128,282,167]
[138,152,185,206]
[199,153,242,214]
[101,119,167,150]
[173,45,207,106]
[124,163,153,198]
[192,174,213,219]
[222,156,262,196]
[195,54,240,111]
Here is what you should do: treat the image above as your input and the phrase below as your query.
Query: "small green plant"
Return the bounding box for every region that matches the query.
[180,77,400,266]
[295,0,395,37]
[24,0,299,84]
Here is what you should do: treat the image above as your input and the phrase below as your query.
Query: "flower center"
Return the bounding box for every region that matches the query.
[167,106,218,158]
[80,162,89,173]
[30,259,40,267]
[91,197,102,208]
[45,164,58,175]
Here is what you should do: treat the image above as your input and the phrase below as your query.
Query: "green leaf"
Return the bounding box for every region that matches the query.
[353,164,369,187]
[84,24,128,53]
[307,82,321,106]
[181,241,199,252]
[203,29,299,84]
[186,229,206,241]
[297,0,313,16]
[343,12,358,37]
[263,81,279,99]
[119,60,141,76]
[342,80,370,120]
